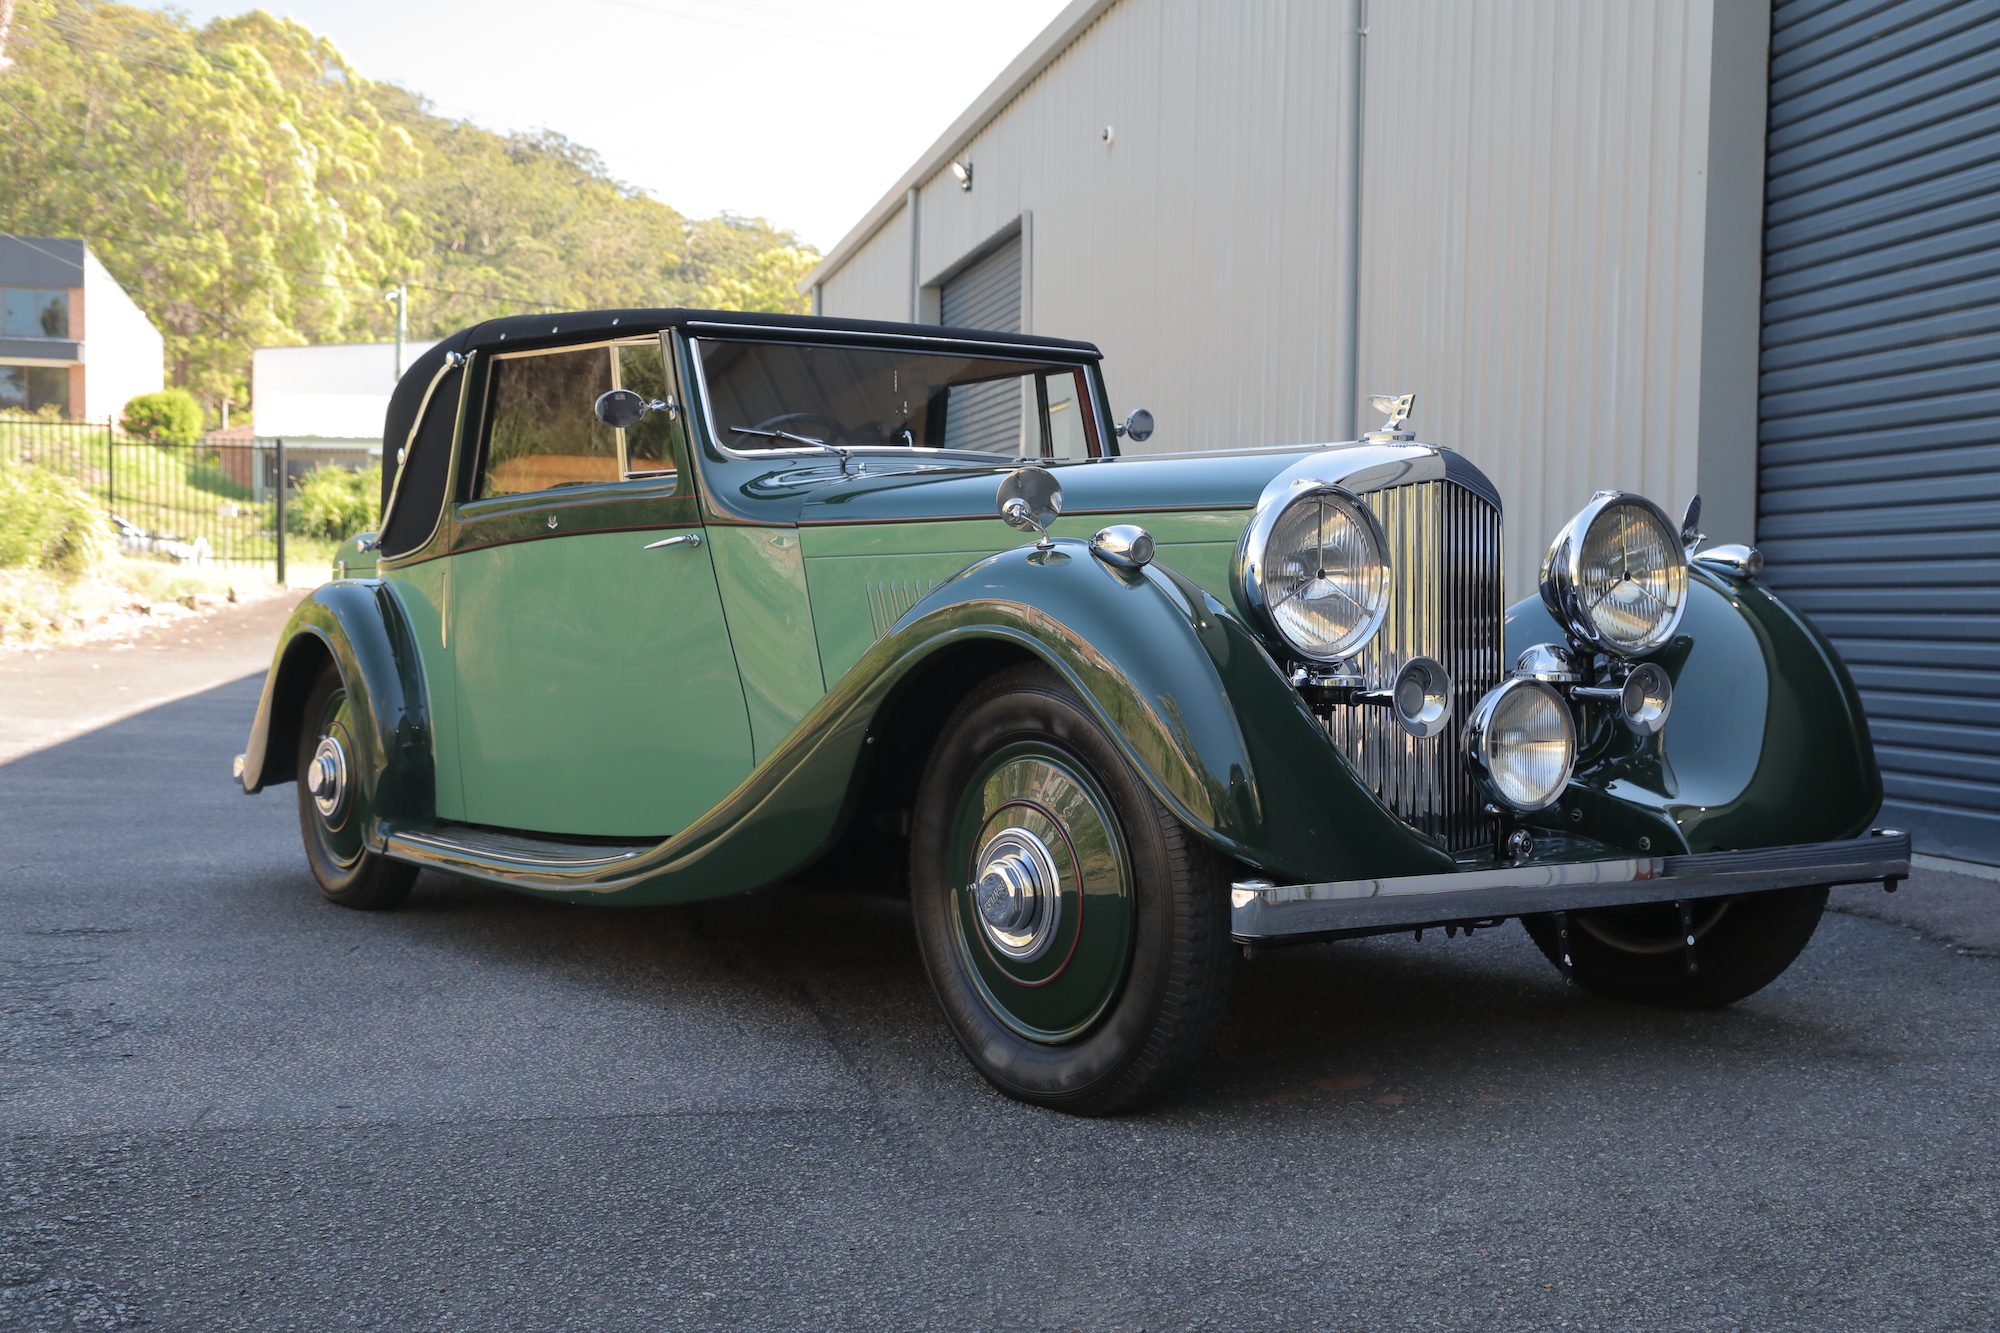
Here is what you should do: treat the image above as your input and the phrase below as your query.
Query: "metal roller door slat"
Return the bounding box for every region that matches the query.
[1761,3,2000,862]
[1763,443,2000,490]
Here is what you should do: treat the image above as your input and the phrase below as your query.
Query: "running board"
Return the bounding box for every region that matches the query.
[387,827,660,876]
[1230,830,1911,944]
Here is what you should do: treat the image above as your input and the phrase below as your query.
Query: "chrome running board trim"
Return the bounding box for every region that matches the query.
[388,828,657,874]
[1230,830,1911,943]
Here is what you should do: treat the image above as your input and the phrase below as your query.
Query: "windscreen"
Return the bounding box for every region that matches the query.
[697,340,1098,458]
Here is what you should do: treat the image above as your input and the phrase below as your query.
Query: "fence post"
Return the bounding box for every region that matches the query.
[105,420,114,517]
[275,437,287,587]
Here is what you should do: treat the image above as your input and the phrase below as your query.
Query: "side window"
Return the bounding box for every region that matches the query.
[477,347,618,498]
[474,342,681,499]
[616,341,678,479]
[1040,370,1090,459]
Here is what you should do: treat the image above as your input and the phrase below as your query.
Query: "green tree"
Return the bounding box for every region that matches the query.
[0,1,818,418]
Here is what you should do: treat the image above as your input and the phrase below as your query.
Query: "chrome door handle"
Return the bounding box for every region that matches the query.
[643,534,702,550]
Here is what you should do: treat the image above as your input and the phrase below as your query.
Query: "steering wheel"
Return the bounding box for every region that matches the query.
[750,412,853,447]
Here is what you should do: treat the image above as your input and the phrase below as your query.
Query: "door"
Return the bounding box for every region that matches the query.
[447,336,753,839]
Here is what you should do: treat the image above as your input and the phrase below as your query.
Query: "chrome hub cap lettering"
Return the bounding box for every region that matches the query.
[971,827,1062,961]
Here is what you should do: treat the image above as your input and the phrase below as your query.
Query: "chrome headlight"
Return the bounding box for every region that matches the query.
[1464,678,1576,812]
[1540,491,1688,656]
[1234,483,1391,662]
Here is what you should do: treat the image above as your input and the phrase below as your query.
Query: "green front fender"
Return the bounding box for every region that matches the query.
[1505,564,1883,855]
[476,538,1451,905]
[239,581,432,850]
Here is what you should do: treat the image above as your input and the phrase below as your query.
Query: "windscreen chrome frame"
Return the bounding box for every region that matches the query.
[686,334,1110,465]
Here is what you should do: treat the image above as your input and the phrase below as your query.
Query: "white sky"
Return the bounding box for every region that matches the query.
[145,0,1073,252]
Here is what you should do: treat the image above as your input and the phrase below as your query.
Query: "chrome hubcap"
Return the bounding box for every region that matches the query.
[970,827,1062,961]
[309,735,348,819]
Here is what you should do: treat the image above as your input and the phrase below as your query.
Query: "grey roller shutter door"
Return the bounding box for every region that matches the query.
[938,236,1024,453]
[939,236,1022,334]
[1760,0,2000,863]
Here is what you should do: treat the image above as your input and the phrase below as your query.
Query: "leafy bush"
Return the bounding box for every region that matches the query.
[121,389,204,446]
[288,463,382,540]
[0,461,112,573]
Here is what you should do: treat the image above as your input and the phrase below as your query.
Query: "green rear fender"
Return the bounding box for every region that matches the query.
[239,582,433,850]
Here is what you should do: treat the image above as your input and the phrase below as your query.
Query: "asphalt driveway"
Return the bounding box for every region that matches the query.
[0,637,1995,1331]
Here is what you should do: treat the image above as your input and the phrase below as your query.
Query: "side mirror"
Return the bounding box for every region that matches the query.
[996,465,1063,550]
[1115,408,1154,443]
[595,388,672,430]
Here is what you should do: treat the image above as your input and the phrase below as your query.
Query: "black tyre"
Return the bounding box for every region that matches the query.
[909,663,1235,1115]
[1521,886,1829,1009]
[296,661,417,910]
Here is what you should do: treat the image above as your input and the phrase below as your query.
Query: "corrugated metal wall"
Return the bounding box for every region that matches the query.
[904,0,1363,459]
[815,0,1765,603]
[819,204,912,323]
[1759,0,2000,864]
[1355,0,1722,599]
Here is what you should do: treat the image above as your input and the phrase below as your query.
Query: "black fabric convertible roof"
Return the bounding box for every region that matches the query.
[378,308,1102,508]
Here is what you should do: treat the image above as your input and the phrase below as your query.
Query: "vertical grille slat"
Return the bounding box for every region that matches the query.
[1323,480,1504,853]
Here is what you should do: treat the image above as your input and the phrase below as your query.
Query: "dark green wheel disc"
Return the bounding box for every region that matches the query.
[947,741,1133,1042]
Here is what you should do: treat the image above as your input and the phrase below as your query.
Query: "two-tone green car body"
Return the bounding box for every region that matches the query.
[239,309,1908,1114]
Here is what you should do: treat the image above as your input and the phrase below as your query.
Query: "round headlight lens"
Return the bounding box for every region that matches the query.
[1542,492,1688,655]
[1237,485,1391,661]
[1466,678,1576,811]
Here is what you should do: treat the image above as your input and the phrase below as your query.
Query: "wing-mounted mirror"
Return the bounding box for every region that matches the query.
[997,466,1063,550]
[1115,408,1154,443]
[595,388,672,430]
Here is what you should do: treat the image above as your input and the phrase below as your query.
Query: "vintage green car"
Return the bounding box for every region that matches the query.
[236,309,1908,1115]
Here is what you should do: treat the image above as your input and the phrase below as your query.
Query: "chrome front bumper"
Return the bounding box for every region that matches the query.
[1230,830,1910,944]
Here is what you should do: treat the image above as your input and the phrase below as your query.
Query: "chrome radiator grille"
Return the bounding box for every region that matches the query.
[1324,479,1504,853]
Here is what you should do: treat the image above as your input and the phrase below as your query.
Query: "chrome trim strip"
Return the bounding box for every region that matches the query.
[684,321,1100,361]
[1230,832,1912,941]
[389,829,648,871]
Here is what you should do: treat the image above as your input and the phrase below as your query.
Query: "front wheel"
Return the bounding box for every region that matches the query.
[909,664,1235,1116]
[1521,886,1829,1009]
[296,661,416,910]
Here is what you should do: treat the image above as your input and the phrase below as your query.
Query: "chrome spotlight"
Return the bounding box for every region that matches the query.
[1464,678,1577,812]
[1541,491,1689,656]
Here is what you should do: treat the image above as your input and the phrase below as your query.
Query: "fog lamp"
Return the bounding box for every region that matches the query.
[1464,678,1576,812]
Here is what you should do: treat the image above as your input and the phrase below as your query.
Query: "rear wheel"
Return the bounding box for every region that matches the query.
[909,664,1234,1115]
[1521,886,1828,1009]
[296,661,416,910]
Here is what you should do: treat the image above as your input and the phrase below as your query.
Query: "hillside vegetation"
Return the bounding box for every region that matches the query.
[0,0,818,415]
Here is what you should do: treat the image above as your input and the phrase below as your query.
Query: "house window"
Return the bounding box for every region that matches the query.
[2,289,70,339]
[0,365,70,416]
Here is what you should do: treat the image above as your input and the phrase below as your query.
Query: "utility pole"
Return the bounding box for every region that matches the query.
[386,283,408,381]
[274,437,287,588]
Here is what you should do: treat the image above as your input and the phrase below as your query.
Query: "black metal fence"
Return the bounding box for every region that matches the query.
[0,416,297,578]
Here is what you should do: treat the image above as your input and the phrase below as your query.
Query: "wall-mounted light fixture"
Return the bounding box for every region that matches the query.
[951,159,973,191]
